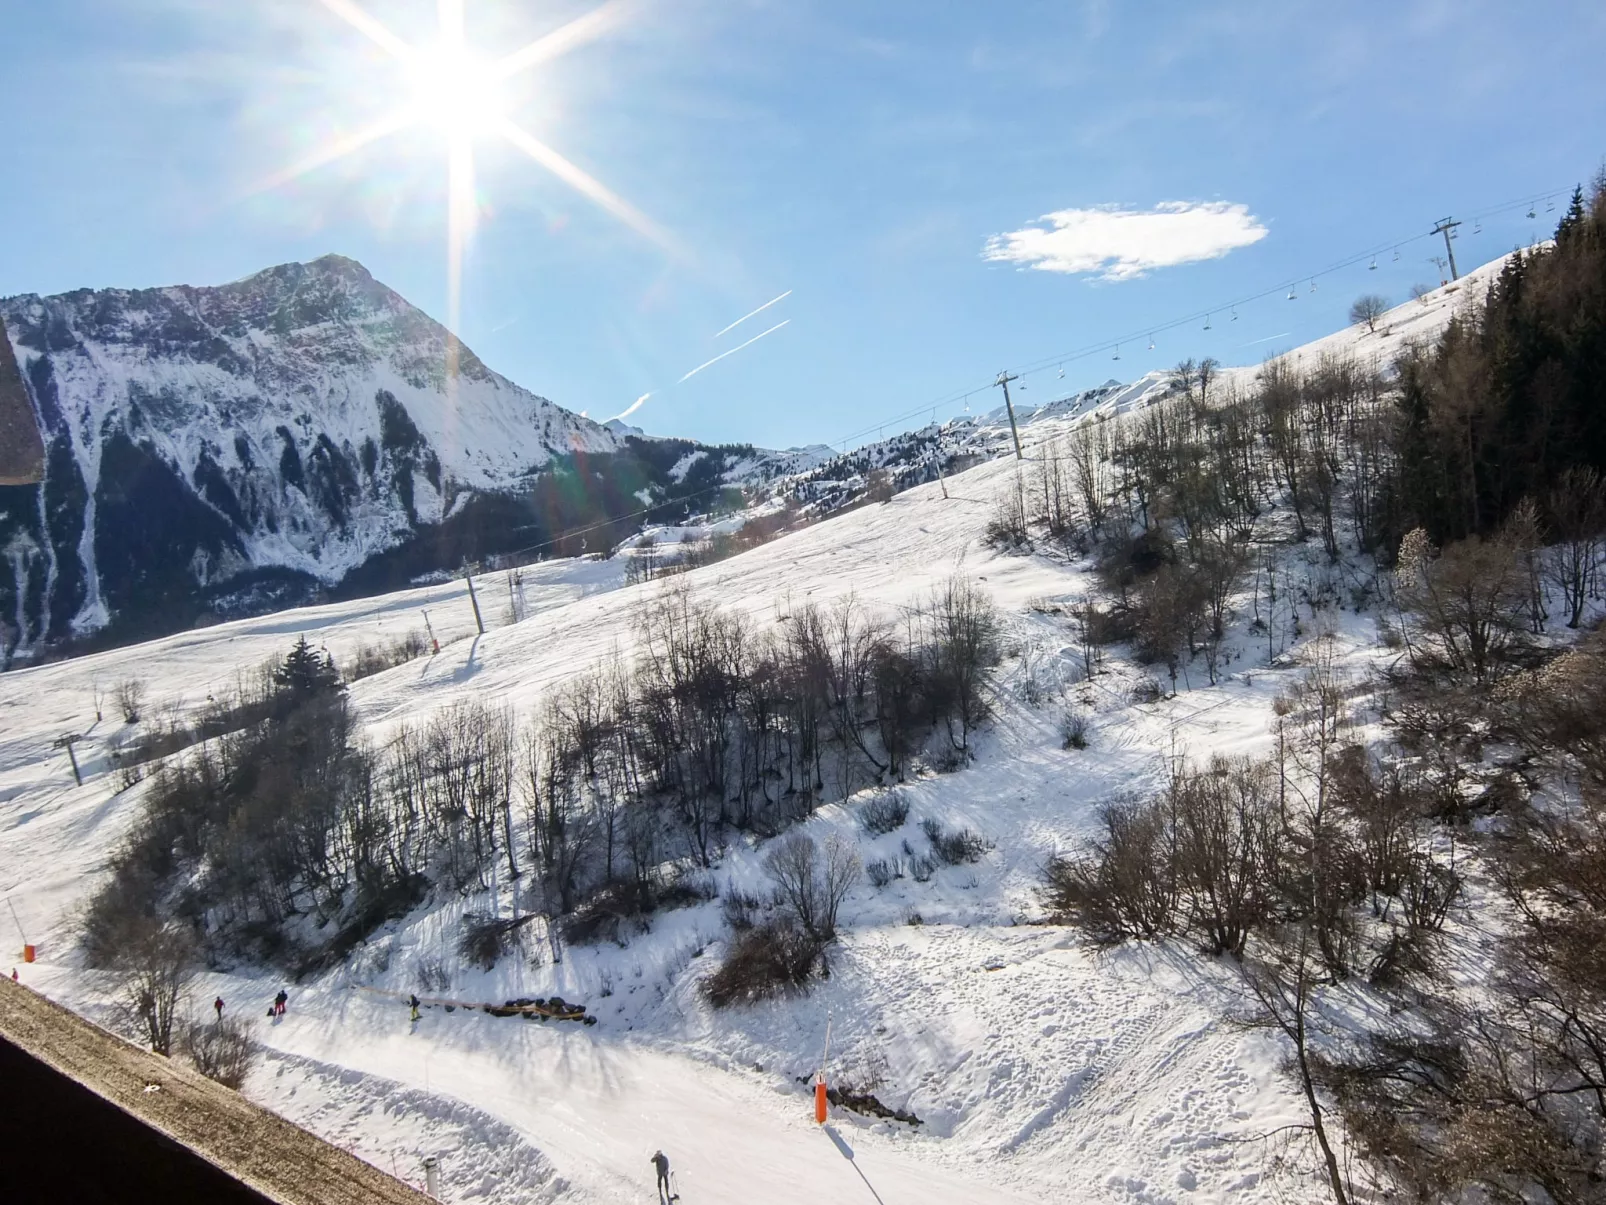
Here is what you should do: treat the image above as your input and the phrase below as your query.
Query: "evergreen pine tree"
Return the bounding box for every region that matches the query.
[272,636,343,703]
[1556,184,1586,244]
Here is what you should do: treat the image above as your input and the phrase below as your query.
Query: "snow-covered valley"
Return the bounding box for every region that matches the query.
[0,260,1545,1204]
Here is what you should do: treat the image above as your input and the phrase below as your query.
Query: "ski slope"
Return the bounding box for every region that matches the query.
[0,268,1504,1203]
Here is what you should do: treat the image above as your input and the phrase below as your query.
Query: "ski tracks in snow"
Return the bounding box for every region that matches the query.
[247,1048,569,1205]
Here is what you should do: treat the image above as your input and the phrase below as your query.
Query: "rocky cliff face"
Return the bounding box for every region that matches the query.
[0,255,624,657]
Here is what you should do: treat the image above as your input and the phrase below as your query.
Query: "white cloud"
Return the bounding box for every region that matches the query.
[983,200,1268,280]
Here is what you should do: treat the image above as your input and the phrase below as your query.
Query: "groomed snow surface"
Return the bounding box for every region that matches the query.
[0,275,1501,1204]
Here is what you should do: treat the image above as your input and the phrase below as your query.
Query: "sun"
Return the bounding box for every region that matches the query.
[257,0,679,372]
[406,41,506,139]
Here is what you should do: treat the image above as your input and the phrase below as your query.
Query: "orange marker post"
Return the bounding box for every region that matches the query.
[23,944,35,963]
[814,1012,833,1124]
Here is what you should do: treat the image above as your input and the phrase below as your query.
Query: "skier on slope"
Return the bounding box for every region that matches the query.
[214,995,224,1021]
[275,989,288,1016]
[409,994,421,1022]
[651,1150,673,1202]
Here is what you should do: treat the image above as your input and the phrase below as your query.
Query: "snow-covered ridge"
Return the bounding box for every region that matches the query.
[766,256,1506,514]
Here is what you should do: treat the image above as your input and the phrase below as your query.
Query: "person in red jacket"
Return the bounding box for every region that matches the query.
[214,996,224,1021]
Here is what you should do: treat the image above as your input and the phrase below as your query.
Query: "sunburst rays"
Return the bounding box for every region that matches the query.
[258,0,675,397]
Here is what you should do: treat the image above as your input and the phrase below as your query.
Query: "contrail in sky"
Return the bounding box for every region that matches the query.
[607,392,652,423]
[1240,331,1291,347]
[713,290,792,339]
[678,320,790,384]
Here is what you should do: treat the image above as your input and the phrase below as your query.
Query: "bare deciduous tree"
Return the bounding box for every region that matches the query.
[1240,924,1351,1205]
[764,831,860,943]
[1349,294,1389,334]
[114,919,194,1056]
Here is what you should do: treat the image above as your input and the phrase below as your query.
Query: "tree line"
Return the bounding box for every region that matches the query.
[84,582,1000,972]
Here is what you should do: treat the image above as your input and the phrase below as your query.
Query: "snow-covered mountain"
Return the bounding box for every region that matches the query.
[0,256,838,660]
[0,254,626,651]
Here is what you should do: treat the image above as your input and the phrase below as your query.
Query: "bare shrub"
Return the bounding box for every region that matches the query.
[921,818,990,866]
[859,794,910,836]
[457,911,527,970]
[412,957,450,993]
[1129,676,1165,705]
[721,889,762,932]
[1059,707,1089,750]
[344,630,429,682]
[865,858,896,888]
[703,919,822,1008]
[183,1016,258,1089]
[1174,757,1282,956]
[115,678,147,724]
[1043,797,1177,943]
[984,481,1031,550]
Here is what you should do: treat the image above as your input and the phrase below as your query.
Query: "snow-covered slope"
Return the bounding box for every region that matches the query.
[772,255,1508,514]
[0,262,1508,1204]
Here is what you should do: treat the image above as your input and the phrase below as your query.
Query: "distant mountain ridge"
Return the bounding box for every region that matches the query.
[0,256,795,659]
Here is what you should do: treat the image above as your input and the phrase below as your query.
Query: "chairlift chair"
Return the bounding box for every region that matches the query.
[1369,256,1377,270]
[1203,313,1213,330]
[1287,285,1297,300]
[1231,307,1239,321]
[1112,344,1121,360]
[1527,206,1537,219]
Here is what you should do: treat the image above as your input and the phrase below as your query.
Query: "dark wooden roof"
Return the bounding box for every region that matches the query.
[0,976,435,1204]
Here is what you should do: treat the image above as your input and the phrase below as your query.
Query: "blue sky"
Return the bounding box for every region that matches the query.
[2,0,1603,450]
